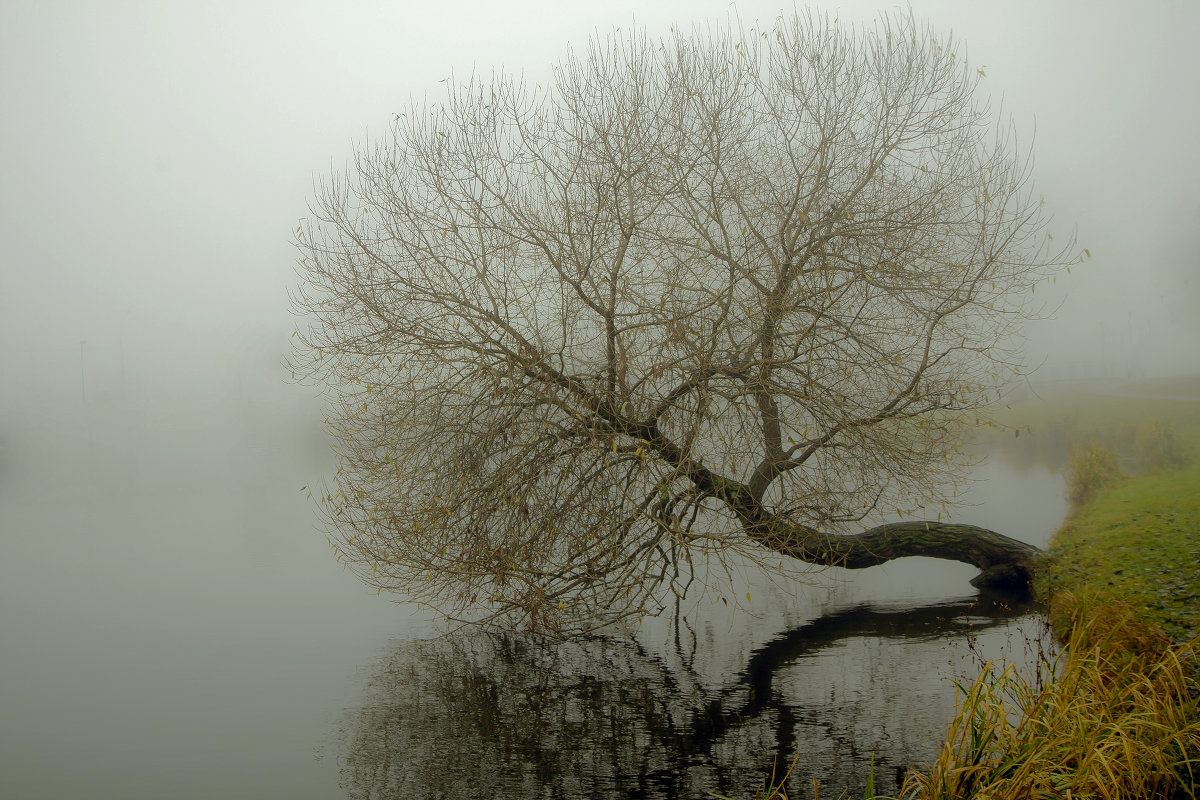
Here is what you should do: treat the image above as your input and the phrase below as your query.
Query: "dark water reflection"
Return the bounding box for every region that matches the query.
[339,596,1047,799]
[0,398,1065,799]
[334,454,1066,799]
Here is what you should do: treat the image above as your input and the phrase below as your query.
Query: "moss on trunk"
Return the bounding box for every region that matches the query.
[746,517,1041,592]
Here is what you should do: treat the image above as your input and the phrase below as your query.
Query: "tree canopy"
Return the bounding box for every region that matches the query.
[290,11,1076,635]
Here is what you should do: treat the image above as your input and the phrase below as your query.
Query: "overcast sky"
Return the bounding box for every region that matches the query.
[2,0,1197,415]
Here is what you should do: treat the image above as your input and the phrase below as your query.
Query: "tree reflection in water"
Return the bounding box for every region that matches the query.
[336,597,1040,799]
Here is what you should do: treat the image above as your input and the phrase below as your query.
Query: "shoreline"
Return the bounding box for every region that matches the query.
[898,384,1200,799]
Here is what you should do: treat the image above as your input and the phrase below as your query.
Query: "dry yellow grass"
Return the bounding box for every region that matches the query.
[900,595,1199,799]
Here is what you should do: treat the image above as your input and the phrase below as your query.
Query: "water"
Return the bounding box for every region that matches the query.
[0,400,1067,799]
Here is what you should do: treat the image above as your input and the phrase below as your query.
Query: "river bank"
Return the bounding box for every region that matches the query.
[727,383,1200,799]
[1042,461,1200,644]
[900,381,1200,799]
[1004,377,1200,643]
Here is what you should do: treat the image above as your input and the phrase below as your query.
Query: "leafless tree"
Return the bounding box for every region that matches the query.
[290,11,1077,635]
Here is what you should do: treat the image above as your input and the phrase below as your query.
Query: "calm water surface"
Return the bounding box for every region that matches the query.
[0,401,1067,799]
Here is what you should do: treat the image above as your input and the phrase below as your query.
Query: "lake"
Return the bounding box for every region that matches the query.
[0,398,1067,799]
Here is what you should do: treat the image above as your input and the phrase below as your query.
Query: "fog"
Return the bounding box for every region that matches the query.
[0,2,1195,798]
[2,1,1198,416]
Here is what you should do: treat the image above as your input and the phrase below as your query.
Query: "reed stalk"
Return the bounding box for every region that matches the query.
[900,595,1199,799]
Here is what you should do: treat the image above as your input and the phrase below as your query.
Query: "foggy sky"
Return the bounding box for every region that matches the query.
[2,0,1198,415]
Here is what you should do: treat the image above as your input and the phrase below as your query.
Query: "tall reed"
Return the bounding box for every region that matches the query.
[900,597,1199,799]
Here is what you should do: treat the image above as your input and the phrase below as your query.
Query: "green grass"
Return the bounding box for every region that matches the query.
[987,378,1200,641]
[1042,463,1200,643]
[913,378,1200,799]
[906,380,1200,798]
[730,381,1200,799]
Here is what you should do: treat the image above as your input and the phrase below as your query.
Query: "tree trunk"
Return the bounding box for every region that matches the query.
[677,446,1042,594]
[746,517,1041,592]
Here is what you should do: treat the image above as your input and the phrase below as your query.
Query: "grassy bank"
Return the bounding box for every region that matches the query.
[899,604,1199,799]
[995,378,1200,642]
[902,380,1200,799]
[730,381,1200,799]
[1042,462,1200,644]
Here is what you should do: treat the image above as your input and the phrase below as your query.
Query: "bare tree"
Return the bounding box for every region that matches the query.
[290,11,1076,635]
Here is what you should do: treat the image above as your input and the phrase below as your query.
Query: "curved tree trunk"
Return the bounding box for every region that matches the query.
[649,426,1043,594]
[745,518,1041,591]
